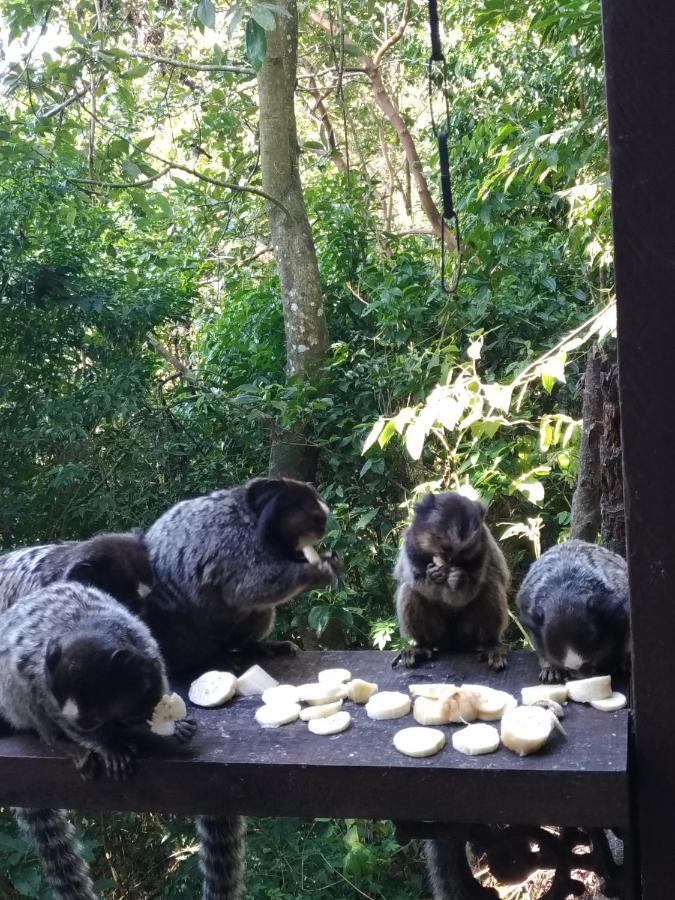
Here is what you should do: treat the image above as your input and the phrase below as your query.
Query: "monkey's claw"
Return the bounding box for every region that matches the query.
[392,647,436,668]
[74,750,99,782]
[539,665,569,684]
[100,744,137,780]
[174,717,197,743]
[256,639,299,658]
[482,645,508,670]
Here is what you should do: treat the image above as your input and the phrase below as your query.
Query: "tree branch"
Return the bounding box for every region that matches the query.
[299,56,347,172]
[146,334,201,386]
[70,166,171,189]
[373,0,414,67]
[117,49,255,76]
[41,87,89,119]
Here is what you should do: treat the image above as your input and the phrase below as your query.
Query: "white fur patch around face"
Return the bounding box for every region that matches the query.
[562,648,585,671]
[62,698,79,720]
[137,582,152,599]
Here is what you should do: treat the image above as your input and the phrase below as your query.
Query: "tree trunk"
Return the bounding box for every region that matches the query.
[257,0,330,481]
[600,356,626,556]
[570,345,604,542]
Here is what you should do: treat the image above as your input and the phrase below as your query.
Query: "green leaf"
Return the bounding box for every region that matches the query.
[227,6,246,40]
[197,0,216,29]
[252,4,277,31]
[245,18,267,70]
[122,160,142,179]
[362,418,384,454]
[308,604,331,636]
[355,508,378,530]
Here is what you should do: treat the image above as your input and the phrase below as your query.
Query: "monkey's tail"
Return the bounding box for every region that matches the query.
[196,814,247,900]
[14,808,96,900]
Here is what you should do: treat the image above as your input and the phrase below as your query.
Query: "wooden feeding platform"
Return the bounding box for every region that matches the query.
[0,651,629,829]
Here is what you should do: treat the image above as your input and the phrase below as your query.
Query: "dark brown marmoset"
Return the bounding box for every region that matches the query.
[393,491,510,669]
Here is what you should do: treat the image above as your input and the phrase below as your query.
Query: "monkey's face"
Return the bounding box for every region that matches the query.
[410,492,486,567]
[66,535,154,609]
[248,477,330,556]
[542,610,623,677]
[46,636,164,733]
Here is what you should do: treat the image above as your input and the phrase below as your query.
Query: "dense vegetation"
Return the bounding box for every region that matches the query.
[0,0,614,895]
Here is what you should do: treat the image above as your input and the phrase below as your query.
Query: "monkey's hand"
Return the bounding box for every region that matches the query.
[479,644,508,671]
[306,559,339,590]
[539,663,569,684]
[250,639,300,658]
[392,646,436,668]
[72,749,99,782]
[321,551,345,576]
[426,560,448,584]
[173,717,197,743]
[446,567,467,591]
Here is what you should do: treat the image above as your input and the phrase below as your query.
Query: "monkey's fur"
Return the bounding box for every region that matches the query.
[0,582,194,900]
[517,539,630,683]
[393,492,510,669]
[0,532,153,613]
[143,477,338,674]
[143,477,339,900]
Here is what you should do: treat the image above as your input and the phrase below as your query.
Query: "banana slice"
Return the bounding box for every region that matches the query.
[566,675,612,703]
[590,692,627,712]
[318,668,352,685]
[299,700,344,721]
[297,683,348,705]
[366,691,412,720]
[408,683,458,700]
[465,686,517,721]
[521,684,569,705]
[441,689,479,723]
[501,705,557,756]
[394,726,446,758]
[149,692,187,736]
[188,671,237,708]
[413,697,450,726]
[255,702,301,728]
[262,685,301,705]
[236,664,278,696]
[346,679,378,703]
[452,723,500,756]
[308,711,351,735]
[301,545,321,564]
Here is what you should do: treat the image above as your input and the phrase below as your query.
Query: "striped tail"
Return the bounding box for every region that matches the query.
[14,808,96,900]
[196,814,246,900]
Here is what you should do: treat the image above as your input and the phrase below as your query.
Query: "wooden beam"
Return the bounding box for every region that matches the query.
[602,2,675,897]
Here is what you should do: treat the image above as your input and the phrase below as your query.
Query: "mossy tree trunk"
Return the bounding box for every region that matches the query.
[257,0,330,481]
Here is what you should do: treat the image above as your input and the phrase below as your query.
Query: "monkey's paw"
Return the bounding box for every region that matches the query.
[322,551,345,576]
[73,750,99,782]
[539,664,569,684]
[99,743,137,781]
[426,561,448,584]
[174,717,197,743]
[446,567,466,591]
[481,645,508,671]
[257,639,299,658]
[392,646,436,668]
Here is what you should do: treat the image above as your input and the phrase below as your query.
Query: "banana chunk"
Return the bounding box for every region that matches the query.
[301,545,321,564]
[188,671,237,708]
[452,723,500,756]
[255,702,301,728]
[308,711,351,735]
[466,686,517,721]
[262,685,301,705]
[521,684,569,705]
[346,679,378,703]
[297,683,347,705]
[394,726,446,758]
[149,692,187,736]
[501,705,557,756]
[236,664,278,696]
[366,691,412,720]
[441,689,480,723]
[413,696,451,726]
[299,700,344,721]
[590,692,627,712]
[408,683,458,700]
[318,668,352,685]
[566,675,612,703]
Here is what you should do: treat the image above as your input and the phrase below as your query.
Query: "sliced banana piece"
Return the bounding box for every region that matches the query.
[366,691,412,720]
[533,698,565,719]
[262,684,301,706]
[299,700,344,721]
[188,671,237,708]
[236,664,278,696]
[408,683,458,700]
[297,683,348,705]
[521,684,569,705]
[149,692,187,736]
[346,679,378,703]
[566,675,612,703]
[394,726,446,758]
[308,711,351,735]
[318,668,352,685]
[413,696,451,726]
[441,689,479,723]
[501,705,557,756]
[255,702,301,728]
[452,723,500,756]
[590,692,627,712]
[466,686,517,721]
[301,545,321,564]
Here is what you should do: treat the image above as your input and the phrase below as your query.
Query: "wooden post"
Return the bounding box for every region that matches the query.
[602,2,675,897]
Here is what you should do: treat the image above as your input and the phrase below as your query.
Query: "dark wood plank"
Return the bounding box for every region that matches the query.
[601,1,675,896]
[0,651,628,825]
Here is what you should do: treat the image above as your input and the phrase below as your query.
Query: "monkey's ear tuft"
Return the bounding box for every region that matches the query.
[64,558,96,586]
[46,638,62,675]
[110,647,138,670]
[474,498,488,520]
[414,492,436,515]
[246,478,287,514]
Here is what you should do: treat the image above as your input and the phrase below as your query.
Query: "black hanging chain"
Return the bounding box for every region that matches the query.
[427,0,461,293]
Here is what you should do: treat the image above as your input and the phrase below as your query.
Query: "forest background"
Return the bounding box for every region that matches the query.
[0,0,615,895]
